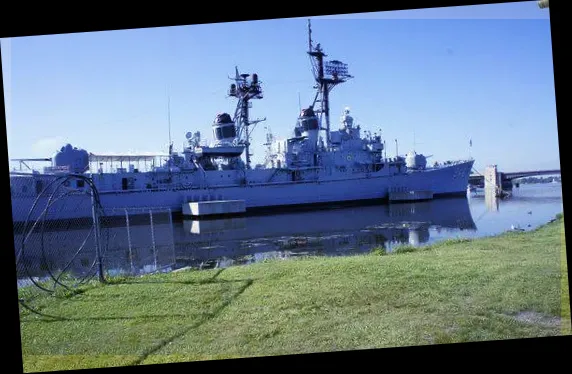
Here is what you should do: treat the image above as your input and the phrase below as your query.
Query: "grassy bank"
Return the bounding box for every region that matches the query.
[19,215,569,372]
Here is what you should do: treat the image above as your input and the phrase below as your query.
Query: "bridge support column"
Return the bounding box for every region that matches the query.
[484,165,501,197]
[485,188,499,212]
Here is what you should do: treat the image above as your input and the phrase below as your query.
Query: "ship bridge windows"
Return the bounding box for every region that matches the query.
[300,117,319,131]
[214,125,237,140]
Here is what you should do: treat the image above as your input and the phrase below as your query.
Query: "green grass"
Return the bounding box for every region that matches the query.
[19,215,570,372]
[561,216,571,335]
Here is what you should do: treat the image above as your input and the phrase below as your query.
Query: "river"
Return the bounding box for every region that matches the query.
[14,182,565,282]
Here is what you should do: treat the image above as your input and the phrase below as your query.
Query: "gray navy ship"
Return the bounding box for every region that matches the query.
[9,20,475,224]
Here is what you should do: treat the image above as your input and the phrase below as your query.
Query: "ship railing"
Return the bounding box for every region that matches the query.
[285,166,321,171]
[104,206,173,214]
[428,159,473,169]
[9,171,77,179]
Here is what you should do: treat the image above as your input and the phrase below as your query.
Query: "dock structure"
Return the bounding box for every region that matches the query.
[182,200,246,217]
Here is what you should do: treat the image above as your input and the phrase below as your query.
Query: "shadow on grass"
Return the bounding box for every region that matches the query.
[19,268,254,326]
[129,278,254,366]
[103,268,230,286]
[19,310,206,324]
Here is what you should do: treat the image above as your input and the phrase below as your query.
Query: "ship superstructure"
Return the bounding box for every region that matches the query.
[9,20,474,224]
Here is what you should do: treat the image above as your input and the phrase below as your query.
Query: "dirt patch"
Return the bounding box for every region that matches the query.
[509,311,561,328]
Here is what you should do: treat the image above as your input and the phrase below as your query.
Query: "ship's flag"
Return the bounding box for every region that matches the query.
[469,139,472,147]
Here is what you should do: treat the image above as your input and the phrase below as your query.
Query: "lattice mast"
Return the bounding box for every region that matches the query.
[228,67,266,169]
[307,19,353,148]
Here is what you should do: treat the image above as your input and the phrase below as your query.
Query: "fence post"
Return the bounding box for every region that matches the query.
[168,208,175,259]
[149,209,157,271]
[125,208,135,275]
[91,189,105,283]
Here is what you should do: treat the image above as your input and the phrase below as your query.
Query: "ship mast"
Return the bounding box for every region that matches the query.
[307,19,353,148]
[228,67,266,169]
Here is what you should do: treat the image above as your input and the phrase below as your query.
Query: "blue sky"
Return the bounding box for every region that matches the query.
[2,1,559,173]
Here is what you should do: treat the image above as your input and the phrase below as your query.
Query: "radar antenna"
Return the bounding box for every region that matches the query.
[307,19,353,149]
[227,66,266,169]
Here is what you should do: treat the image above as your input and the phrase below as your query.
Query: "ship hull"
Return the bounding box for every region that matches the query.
[10,160,474,224]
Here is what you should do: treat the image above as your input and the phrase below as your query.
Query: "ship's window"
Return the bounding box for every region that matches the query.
[215,125,237,140]
[221,125,236,138]
[77,180,85,188]
[301,118,319,131]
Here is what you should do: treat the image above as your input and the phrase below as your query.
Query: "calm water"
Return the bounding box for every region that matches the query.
[15,183,565,281]
[171,183,564,269]
[465,183,564,238]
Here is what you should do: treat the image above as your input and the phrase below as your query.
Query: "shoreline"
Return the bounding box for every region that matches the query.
[19,213,569,371]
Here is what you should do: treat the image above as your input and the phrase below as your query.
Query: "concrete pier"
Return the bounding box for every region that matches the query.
[484,165,514,198]
[484,165,500,192]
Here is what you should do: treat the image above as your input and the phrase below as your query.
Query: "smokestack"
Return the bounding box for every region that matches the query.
[538,0,549,8]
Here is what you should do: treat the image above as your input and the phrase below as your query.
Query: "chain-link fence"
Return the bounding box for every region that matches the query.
[12,173,176,312]
[101,207,176,277]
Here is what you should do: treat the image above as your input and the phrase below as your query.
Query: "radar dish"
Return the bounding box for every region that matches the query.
[186,132,193,139]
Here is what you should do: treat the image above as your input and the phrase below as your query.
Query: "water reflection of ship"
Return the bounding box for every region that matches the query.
[15,218,176,279]
[175,197,477,268]
[16,197,476,277]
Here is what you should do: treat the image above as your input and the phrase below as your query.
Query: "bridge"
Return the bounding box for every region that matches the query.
[469,169,561,186]
[469,166,560,195]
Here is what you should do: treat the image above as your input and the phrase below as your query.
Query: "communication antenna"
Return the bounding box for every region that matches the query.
[228,66,266,169]
[307,19,353,148]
